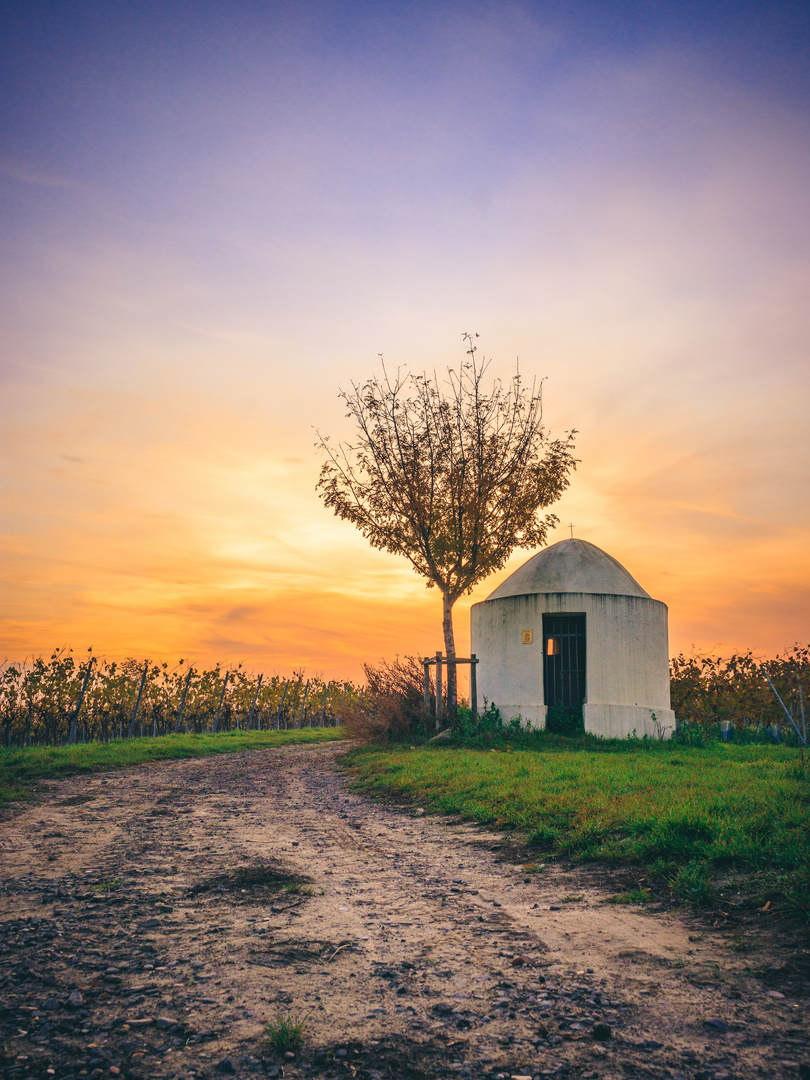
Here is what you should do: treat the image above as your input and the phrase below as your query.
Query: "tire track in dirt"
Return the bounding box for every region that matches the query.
[1,742,807,1080]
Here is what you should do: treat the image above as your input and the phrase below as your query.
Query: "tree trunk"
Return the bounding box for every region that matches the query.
[442,590,458,723]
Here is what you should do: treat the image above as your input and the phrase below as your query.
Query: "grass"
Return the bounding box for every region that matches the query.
[0,728,344,806]
[345,737,810,919]
[264,1011,309,1053]
[284,882,317,896]
[91,877,122,892]
[608,887,652,905]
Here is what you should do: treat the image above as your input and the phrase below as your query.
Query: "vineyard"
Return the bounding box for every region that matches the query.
[0,645,808,750]
[0,650,361,749]
[669,645,809,744]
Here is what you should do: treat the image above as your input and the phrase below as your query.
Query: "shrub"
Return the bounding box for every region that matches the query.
[341,656,431,743]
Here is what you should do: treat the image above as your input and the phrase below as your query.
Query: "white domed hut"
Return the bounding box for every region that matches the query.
[470,538,676,738]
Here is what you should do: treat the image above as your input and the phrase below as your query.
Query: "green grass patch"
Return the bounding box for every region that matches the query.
[345,738,810,918]
[91,878,122,892]
[264,1011,309,1054]
[0,728,344,806]
[608,887,652,905]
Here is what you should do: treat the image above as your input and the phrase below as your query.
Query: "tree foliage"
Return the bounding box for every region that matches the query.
[316,335,577,711]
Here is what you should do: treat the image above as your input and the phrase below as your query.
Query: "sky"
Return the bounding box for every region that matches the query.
[2,0,809,682]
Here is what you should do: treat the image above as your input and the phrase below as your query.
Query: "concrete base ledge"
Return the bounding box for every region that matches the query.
[583,704,676,740]
[488,703,677,740]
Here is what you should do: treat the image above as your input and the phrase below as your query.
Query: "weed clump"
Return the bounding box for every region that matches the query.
[669,863,717,907]
[284,883,316,896]
[264,1012,308,1053]
[608,888,651,905]
[91,878,121,893]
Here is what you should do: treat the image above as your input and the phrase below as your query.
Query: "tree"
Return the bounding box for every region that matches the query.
[316,334,577,716]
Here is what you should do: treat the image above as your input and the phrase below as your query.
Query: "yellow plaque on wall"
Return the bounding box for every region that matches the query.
[521,629,533,644]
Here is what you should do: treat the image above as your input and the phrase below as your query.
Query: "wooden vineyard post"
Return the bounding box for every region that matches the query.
[174,667,194,734]
[128,662,149,739]
[275,680,290,730]
[247,673,263,731]
[435,652,443,731]
[336,684,348,727]
[68,657,95,745]
[319,681,332,727]
[297,680,310,729]
[470,654,478,721]
[422,652,479,730]
[212,671,229,733]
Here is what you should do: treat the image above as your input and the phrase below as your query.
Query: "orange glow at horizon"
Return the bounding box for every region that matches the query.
[3,391,808,682]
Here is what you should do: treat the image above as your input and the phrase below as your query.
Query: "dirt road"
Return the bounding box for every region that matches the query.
[1,742,807,1080]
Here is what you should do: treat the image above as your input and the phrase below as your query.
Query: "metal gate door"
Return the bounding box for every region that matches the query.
[543,614,586,707]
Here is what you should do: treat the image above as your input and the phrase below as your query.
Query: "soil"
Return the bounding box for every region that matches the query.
[1,742,808,1080]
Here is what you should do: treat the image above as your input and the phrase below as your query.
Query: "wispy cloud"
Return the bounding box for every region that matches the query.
[0,159,79,189]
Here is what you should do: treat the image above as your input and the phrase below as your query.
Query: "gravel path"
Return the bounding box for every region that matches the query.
[1,742,807,1080]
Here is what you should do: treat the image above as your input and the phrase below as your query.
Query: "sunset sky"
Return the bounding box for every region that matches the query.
[2,0,809,682]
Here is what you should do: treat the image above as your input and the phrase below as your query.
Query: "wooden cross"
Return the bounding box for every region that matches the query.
[568,523,575,538]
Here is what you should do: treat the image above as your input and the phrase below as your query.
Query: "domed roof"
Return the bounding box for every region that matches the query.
[485,538,651,600]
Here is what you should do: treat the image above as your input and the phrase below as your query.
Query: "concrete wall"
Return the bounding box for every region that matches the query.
[470,591,676,738]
